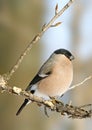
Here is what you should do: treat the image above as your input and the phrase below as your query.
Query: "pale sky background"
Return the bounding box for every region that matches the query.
[40,0,92,62]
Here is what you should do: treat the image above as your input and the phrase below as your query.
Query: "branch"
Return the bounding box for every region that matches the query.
[68,76,92,91]
[0,75,92,119]
[4,0,74,81]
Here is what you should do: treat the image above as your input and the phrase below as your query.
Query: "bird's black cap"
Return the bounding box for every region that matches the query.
[54,49,74,61]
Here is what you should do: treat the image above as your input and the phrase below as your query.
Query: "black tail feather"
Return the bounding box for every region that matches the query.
[16,99,29,116]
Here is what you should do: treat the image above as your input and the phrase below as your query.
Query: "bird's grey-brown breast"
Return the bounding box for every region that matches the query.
[38,54,73,97]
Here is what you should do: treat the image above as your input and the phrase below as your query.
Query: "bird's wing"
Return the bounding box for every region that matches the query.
[26,57,54,91]
[16,64,52,115]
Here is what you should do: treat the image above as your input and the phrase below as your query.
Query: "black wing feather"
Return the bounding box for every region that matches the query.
[25,74,46,91]
[29,74,43,85]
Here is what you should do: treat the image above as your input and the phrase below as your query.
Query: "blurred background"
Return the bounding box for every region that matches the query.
[0,0,92,130]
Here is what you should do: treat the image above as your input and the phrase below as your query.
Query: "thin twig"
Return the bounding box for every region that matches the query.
[5,0,74,81]
[68,76,92,91]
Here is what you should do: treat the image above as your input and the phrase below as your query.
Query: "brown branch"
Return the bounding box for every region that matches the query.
[4,0,74,81]
[0,75,92,119]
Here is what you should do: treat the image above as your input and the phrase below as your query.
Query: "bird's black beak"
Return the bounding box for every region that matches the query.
[70,55,75,61]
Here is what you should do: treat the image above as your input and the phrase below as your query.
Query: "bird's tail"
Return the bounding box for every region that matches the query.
[16,99,30,116]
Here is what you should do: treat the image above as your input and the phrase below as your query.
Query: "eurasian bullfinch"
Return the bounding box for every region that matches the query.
[16,48,74,115]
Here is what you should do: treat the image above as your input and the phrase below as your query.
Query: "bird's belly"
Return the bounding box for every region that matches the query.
[38,73,73,97]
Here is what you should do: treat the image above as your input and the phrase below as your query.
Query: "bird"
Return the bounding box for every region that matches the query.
[16,48,74,115]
